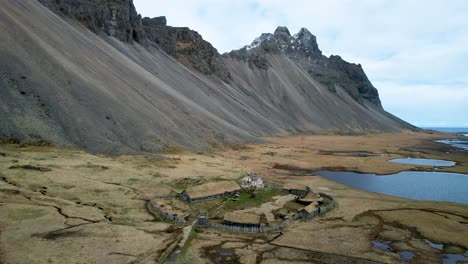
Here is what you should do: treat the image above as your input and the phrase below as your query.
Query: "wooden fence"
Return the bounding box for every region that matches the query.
[197,192,335,234]
[148,189,335,234]
[280,212,301,227]
[148,200,186,224]
[150,193,180,199]
[207,223,282,233]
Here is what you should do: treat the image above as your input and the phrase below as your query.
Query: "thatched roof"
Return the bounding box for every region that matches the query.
[298,192,323,204]
[224,211,261,225]
[185,180,240,199]
[283,182,310,191]
[300,203,318,214]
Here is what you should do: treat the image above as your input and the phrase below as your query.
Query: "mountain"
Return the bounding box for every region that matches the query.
[227,26,381,107]
[0,0,416,155]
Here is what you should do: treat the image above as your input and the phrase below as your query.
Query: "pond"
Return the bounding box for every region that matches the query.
[371,239,468,264]
[389,158,455,167]
[314,170,468,204]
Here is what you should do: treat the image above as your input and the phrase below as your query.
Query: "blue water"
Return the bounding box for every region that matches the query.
[371,239,467,264]
[437,139,468,150]
[443,254,468,264]
[399,251,416,264]
[314,170,468,204]
[390,158,455,167]
[423,127,468,150]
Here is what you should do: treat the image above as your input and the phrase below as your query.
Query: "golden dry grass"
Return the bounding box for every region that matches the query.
[0,132,467,263]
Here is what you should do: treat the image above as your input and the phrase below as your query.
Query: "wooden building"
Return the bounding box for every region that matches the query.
[180,180,241,203]
[223,212,261,227]
[297,192,324,205]
[298,202,319,219]
[282,182,311,196]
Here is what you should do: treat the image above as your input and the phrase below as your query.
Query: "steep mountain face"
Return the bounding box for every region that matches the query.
[0,0,416,155]
[38,0,228,79]
[141,16,230,80]
[227,27,382,107]
[37,0,144,43]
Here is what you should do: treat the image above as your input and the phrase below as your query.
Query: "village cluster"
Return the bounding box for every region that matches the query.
[148,173,334,232]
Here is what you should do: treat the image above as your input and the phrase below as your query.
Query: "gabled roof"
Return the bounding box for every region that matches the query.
[299,203,318,214]
[298,192,323,203]
[224,211,261,225]
[185,180,240,199]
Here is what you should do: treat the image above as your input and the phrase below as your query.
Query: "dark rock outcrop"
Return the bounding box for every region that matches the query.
[38,0,229,80]
[142,17,230,80]
[38,0,143,43]
[143,16,167,26]
[227,26,382,107]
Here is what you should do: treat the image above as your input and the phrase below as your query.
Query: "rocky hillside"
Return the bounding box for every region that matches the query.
[226,26,382,107]
[141,16,230,80]
[37,0,144,43]
[0,0,416,154]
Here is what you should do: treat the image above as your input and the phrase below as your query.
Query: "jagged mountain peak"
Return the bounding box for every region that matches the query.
[296,27,312,36]
[293,27,315,43]
[292,27,321,55]
[240,27,321,56]
[274,26,291,37]
[245,33,273,50]
[228,26,382,108]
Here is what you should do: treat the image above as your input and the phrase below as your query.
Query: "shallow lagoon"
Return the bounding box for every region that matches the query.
[437,139,468,150]
[371,239,468,264]
[314,170,468,204]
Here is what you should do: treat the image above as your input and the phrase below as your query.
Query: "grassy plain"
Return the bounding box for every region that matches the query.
[0,131,467,263]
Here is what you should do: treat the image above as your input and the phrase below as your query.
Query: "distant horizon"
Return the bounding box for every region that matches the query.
[421,126,468,128]
[419,127,468,134]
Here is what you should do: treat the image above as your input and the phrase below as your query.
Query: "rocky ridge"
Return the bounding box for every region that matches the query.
[36,0,379,102]
[38,0,228,79]
[37,0,144,43]
[141,16,230,80]
[227,26,382,107]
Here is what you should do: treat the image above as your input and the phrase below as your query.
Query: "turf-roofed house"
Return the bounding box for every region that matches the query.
[223,212,262,228]
[282,183,311,196]
[180,180,241,203]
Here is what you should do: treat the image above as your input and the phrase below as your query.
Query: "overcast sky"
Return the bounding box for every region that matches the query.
[133,0,468,127]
